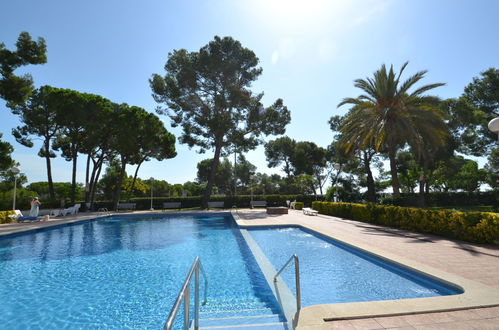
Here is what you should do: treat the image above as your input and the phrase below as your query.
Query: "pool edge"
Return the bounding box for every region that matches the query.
[233,213,499,329]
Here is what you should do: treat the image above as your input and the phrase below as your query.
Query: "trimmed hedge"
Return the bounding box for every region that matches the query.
[91,194,324,211]
[294,202,304,210]
[380,191,498,207]
[0,210,14,224]
[311,201,499,244]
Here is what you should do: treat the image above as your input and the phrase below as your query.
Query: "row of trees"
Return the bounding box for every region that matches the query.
[1,32,177,209]
[330,64,498,205]
[1,32,497,210]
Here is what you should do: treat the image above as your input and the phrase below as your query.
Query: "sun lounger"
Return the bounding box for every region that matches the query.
[302,207,318,216]
[50,209,61,217]
[61,204,81,216]
[9,210,44,222]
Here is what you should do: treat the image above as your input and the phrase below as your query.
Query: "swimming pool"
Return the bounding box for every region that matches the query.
[0,214,284,329]
[247,226,463,307]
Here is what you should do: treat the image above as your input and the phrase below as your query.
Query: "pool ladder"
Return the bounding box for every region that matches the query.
[164,254,301,330]
[274,254,301,312]
[163,256,208,330]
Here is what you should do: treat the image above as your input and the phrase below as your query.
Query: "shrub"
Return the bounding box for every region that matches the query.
[294,202,304,210]
[0,210,15,224]
[311,201,499,244]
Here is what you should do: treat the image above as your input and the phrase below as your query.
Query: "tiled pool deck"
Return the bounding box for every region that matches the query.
[1,209,498,329]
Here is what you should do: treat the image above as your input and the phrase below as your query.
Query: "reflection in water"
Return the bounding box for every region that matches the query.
[0,216,215,262]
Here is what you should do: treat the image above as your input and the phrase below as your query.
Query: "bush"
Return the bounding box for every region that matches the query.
[311,201,499,244]
[0,210,15,224]
[294,202,304,210]
[380,191,497,207]
[89,194,325,211]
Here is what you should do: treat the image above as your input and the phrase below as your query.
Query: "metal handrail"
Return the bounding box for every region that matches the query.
[163,257,208,330]
[273,254,301,311]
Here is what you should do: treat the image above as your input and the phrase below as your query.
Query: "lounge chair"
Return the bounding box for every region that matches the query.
[61,204,81,216]
[50,209,61,217]
[9,210,43,222]
[302,207,318,216]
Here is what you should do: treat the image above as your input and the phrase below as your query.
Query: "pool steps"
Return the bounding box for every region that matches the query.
[197,299,288,329]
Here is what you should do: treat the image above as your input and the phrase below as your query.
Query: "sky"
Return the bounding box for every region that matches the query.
[1,0,498,187]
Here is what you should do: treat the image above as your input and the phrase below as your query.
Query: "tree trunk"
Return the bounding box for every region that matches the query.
[419,159,429,207]
[112,157,127,210]
[388,144,401,197]
[363,151,376,203]
[84,155,91,204]
[71,147,78,204]
[44,139,55,200]
[90,157,104,208]
[202,140,223,208]
[127,158,145,201]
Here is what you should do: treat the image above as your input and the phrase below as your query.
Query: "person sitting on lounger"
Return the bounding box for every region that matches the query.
[29,197,41,217]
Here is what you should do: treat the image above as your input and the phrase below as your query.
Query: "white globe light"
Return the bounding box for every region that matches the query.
[489,117,499,141]
[488,117,499,133]
[10,167,20,175]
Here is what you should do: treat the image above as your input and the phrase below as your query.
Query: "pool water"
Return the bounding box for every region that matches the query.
[0,214,281,329]
[247,226,462,307]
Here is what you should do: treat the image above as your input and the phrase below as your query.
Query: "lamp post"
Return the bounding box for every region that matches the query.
[10,167,20,210]
[149,177,154,211]
[250,175,254,208]
[489,117,499,141]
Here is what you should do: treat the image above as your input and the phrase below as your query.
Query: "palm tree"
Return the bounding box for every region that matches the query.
[338,62,447,197]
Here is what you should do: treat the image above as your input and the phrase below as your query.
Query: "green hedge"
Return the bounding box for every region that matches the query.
[90,194,324,211]
[0,210,14,224]
[380,191,498,207]
[311,201,499,244]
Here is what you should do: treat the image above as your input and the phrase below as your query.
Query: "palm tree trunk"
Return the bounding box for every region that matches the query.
[363,151,376,202]
[202,139,222,208]
[388,145,401,197]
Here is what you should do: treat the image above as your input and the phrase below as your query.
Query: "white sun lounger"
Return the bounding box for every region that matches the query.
[302,207,318,216]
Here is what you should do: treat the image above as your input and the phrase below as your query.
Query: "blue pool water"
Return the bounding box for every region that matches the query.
[0,214,282,329]
[247,226,462,307]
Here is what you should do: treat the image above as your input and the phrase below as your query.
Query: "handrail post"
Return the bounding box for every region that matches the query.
[163,257,208,330]
[194,263,200,330]
[184,286,190,330]
[274,254,301,313]
[294,255,301,311]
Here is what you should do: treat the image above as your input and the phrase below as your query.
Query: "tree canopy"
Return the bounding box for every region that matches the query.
[151,36,290,206]
[338,62,447,198]
[0,32,47,108]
